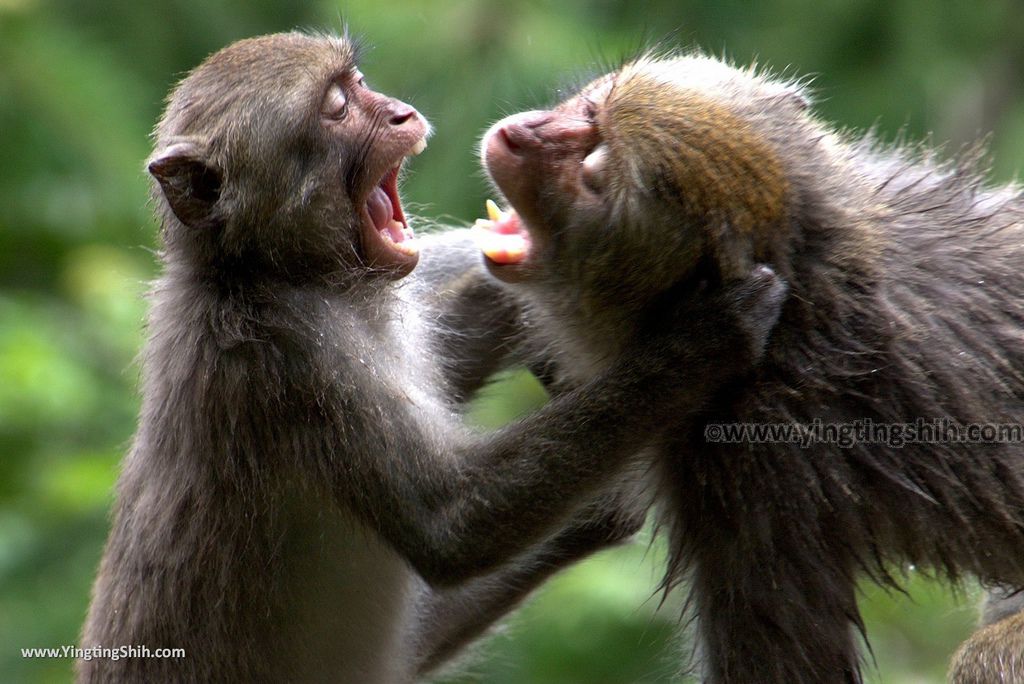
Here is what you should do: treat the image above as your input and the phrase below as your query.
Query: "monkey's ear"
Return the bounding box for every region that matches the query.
[148,141,223,229]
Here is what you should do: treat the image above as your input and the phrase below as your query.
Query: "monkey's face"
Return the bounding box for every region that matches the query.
[480,54,797,298]
[148,33,430,280]
[316,62,429,277]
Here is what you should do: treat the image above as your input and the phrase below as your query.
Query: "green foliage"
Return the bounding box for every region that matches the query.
[2,0,1022,681]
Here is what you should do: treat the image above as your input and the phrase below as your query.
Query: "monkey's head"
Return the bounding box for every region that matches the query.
[479,53,811,310]
[149,32,429,281]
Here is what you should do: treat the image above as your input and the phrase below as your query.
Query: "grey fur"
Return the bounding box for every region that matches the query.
[78,34,785,683]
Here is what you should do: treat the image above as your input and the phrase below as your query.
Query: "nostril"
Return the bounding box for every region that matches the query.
[522,112,554,130]
[499,127,522,153]
[389,105,417,126]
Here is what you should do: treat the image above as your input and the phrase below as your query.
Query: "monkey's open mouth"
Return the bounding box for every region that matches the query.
[360,161,421,274]
[366,167,415,250]
[473,200,532,278]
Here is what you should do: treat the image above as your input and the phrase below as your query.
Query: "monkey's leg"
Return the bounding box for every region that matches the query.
[949,588,1024,683]
[690,536,863,684]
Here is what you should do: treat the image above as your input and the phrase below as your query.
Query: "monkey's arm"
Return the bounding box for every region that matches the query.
[409,234,650,670]
[412,476,650,674]
[338,266,786,588]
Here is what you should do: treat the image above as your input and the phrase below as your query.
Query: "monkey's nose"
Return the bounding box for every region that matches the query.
[498,127,523,154]
[520,112,555,129]
[493,111,551,154]
[389,103,418,126]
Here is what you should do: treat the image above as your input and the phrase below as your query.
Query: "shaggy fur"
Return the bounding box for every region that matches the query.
[481,52,1024,683]
[78,35,784,683]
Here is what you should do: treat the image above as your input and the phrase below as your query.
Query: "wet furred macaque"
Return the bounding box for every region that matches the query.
[77,33,787,683]
[476,53,1024,683]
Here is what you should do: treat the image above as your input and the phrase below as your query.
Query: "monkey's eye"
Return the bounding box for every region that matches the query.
[354,69,368,89]
[581,144,609,194]
[583,99,598,124]
[323,82,349,120]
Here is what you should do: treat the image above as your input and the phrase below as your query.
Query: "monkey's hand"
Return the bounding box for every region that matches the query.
[552,472,652,560]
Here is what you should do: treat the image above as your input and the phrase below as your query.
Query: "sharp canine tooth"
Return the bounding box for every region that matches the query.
[411,138,427,155]
[486,199,502,222]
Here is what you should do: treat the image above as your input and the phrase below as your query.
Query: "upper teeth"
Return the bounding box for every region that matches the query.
[411,138,427,155]
[484,199,514,223]
[486,199,502,222]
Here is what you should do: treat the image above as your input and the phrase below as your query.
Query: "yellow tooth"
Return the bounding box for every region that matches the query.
[393,240,419,256]
[486,199,502,222]
[504,244,526,260]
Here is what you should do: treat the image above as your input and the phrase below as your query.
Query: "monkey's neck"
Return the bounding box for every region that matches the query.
[520,287,640,384]
[144,258,402,409]
[160,225,373,291]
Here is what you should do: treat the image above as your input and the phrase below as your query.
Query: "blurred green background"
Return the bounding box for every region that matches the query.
[3,0,1024,682]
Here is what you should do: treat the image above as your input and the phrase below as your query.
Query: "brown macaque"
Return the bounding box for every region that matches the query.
[77,34,786,683]
[475,52,1024,683]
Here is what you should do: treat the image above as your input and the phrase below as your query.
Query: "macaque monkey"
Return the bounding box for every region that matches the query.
[475,52,1024,683]
[77,34,786,683]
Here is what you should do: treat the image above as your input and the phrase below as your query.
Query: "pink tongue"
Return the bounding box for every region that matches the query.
[366,186,393,231]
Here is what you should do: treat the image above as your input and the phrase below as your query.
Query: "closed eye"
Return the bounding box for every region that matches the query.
[322,82,348,120]
[581,144,608,194]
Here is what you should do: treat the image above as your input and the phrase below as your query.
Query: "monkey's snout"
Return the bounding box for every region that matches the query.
[498,126,524,154]
[489,110,556,155]
[388,102,418,127]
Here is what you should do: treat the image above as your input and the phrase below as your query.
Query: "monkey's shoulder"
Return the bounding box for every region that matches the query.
[145,277,432,402]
